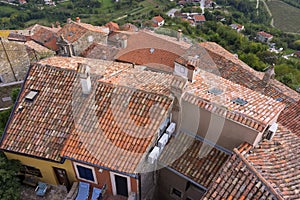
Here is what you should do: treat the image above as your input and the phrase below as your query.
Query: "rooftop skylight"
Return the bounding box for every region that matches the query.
[207,87,223,95]
[25,90,38,101]
[231,97,248,106]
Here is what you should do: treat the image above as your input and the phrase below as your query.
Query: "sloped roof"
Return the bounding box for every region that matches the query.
[183,70,285,131]
[278,101,300,136]
[31,26,59,51]
[0,56,175,174]
[193,14,206,22]
[258,31,273,38]
[152,16,164,23]
[25,40,55,54]
[81,43,119,61]
[200,42,300,103]
[159,130,230,188]
[56,22,108,44]
[202,152,277,200]
[245,126,300,199]
[115,30,190,71]
[203,125,300,200]
[0,57,131,161]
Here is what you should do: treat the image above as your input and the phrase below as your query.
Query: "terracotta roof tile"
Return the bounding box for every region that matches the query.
[200,42,300,104]
[278,101,300,136]
[56,22,108,44]
[202,153,276,200]
[245,125,300,199]
[31,26,59,51]
[1,56,174,173]
[183,70,285,131]
[159,130,230,188]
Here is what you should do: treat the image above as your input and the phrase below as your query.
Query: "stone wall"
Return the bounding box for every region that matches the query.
[73,31,108,56]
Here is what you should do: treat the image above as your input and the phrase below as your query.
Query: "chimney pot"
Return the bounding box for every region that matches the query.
[177,29,182,41]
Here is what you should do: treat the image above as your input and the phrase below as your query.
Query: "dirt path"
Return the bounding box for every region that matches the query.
[261,0,275,27]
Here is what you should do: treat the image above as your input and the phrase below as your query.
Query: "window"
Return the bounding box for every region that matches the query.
[74,162,97,184]
[0,75,4,83]
[25,90,38,101]
[170,187,182,199]
[20,165,42,177]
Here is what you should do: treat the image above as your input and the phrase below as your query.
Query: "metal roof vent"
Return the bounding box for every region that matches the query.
[231,97,248,106]
[25,90,38,101]
[150,48,155,54]
[208,87,223,95]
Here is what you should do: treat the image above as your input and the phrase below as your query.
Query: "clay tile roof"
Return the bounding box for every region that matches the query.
[25,40,55,55]
[159,130,230,188]
[101,68,175,96]
[202,153,277,200]
[61,83,173,173]
[56,22,108,44]
[0,57,131,161]
[258,31,273,38]
[115,30,191,72]
[244,126,300,199]
[184,70,285,131]
[0,56,174,173]
[193,14,206,21]
[152,15,164,23]
[105,21,120,32]
[81,43,119,61]
[199,42,300,104]
[31,26,59,51]
[278,101,300,136]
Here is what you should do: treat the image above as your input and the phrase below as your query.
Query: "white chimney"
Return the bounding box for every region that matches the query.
[177,29,182,41]
[76,17,81,23]
[77,63,92,95]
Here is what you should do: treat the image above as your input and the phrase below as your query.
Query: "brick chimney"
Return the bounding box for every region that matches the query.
[67,18,72,24]
[262,64,275,86]
[120,35,128,48]
[76,17,81,23]
[77,63,92,95]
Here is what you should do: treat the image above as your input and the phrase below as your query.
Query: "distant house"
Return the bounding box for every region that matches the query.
[19,0,27,4]
[120,23,139,32]
[29,24,61,51]
[230,24,244,32]
[152,15,165,27]
[257,31,273,43]
[193,14,206,24]
[105,21,120,33]
[56,17,109,56]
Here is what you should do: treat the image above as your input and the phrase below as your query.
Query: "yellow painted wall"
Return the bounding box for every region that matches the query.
[5,152,77,185]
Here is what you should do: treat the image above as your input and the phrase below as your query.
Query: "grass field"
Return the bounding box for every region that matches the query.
[266,0,300,34]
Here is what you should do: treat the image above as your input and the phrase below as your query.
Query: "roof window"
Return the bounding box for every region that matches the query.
[25,90,39,101]
[150,48,155,54]
[231,97,248,106]
[275,97,283,102]
[208,87,223,95]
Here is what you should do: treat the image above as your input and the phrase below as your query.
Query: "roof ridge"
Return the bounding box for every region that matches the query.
[233,148,284,200]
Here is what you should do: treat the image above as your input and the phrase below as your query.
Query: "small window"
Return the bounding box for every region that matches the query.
[208,87,223,95]
[77,165,94,182]
[20,165,42,177]
[231,97,248,106]
[170,187,182,198]
[74,162,97,184]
